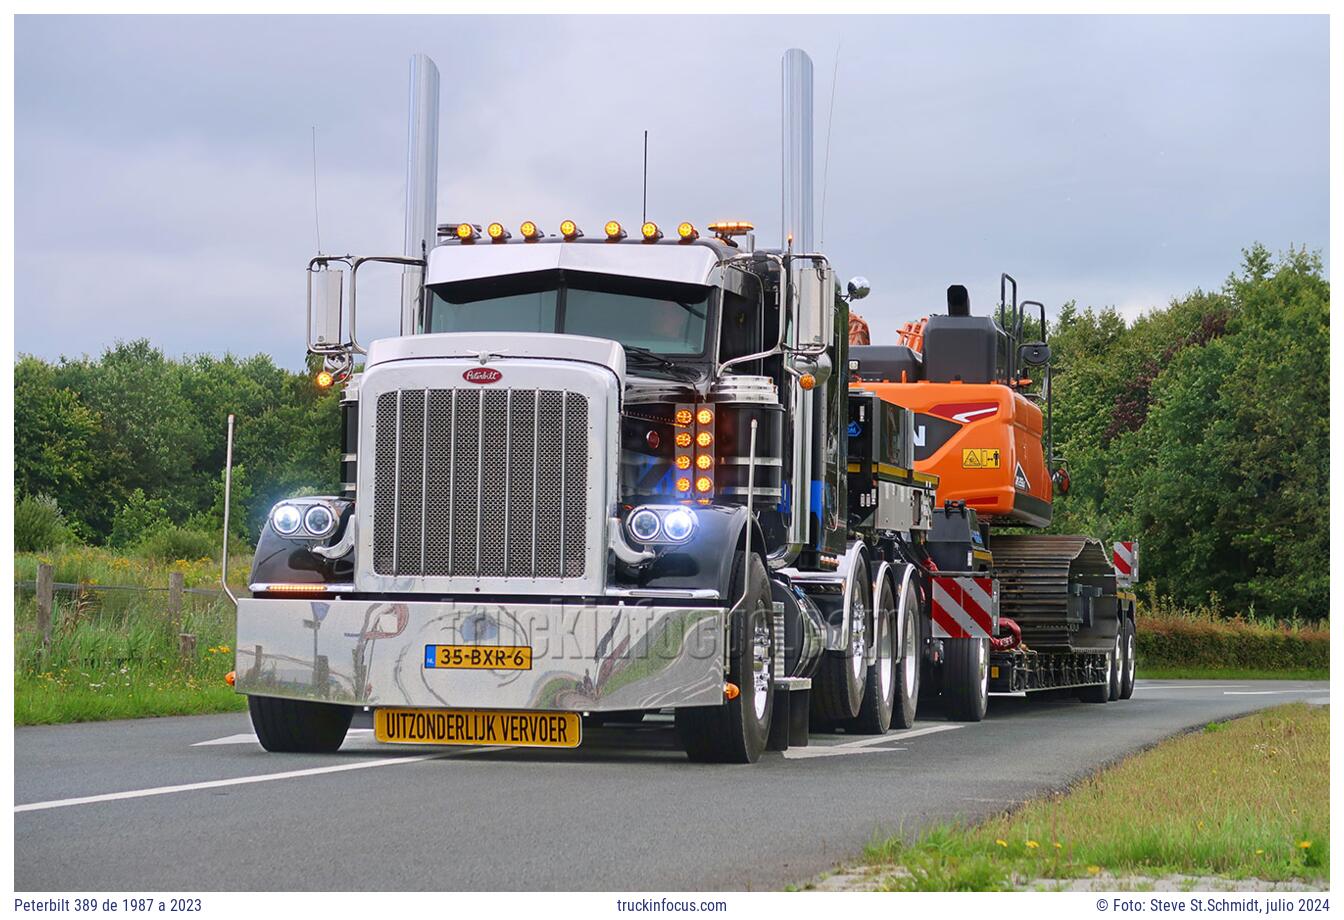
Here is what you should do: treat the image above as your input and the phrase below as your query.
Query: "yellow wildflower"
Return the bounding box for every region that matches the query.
[1053,843,1062,850]
[995,839,1008,848]
[1087,866,1101,876]
[1298,841,1312,850]
[1025,840,1039,849]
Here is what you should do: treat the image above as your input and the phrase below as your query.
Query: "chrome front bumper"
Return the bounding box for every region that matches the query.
[234,598,725,711]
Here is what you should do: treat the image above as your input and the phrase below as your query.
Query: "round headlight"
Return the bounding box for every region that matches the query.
[627,508,662,543]
[662,507,696,542]
[304,504,336,537]
[271,504,302,536]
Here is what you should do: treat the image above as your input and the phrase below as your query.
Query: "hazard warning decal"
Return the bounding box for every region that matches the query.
[962,448,1002,469]
[930,576,999,639]
[1014,462,1030,491]
[1113,541,1138,583]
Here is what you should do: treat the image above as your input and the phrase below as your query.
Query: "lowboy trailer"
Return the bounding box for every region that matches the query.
[225,49,1137,763]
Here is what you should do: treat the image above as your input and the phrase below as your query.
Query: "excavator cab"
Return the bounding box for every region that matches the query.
[849,275,1056,529]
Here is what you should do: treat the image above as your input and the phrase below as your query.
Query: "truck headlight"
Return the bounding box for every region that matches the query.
[661,507,696,542]
[304,504,337,537]
[271,504,302,536]
[627,508,662,543]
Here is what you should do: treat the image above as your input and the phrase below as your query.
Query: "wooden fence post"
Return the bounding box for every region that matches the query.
[167,571,184,631]
[178,633,197,663]
[36,563,54,651]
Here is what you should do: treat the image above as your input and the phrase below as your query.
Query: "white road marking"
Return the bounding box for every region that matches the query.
[1132,684,1251,691]
[1222,690,1326,696]
[16,750,456,813]
[782,723,961,760]
[192,729,373,747]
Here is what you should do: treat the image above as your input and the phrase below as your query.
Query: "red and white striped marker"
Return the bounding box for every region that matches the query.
[930,575,997,640]
[1113,541,1138,582]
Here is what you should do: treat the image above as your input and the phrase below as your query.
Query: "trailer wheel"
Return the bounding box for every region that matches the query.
[849,572,897,734]
[248,695,353,753]
[811,557,872,724]
[1077,646,1115,704]
[675,552,774,764]
[943,637,989,722]
[1119,615,1137,700]
[1107,631,1123,701]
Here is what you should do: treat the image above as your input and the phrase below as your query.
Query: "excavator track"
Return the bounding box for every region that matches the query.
[989,534,1118,654]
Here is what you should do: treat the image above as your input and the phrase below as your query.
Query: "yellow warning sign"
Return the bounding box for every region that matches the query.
[962,448,1002,469]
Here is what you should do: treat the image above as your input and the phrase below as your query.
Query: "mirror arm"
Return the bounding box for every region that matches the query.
[347,255,426,356]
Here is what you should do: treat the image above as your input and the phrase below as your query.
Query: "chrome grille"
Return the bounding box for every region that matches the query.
[371,387,590,579]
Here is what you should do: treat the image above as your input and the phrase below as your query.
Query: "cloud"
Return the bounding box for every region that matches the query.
[16,14,1328,366]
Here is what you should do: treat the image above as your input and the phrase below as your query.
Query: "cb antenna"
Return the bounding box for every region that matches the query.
[641,129,649,225]
[819,42,841,250]
[311,125,323,255]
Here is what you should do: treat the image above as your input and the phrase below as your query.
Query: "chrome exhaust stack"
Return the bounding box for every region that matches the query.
[401,53,440,335]
[775,48,818,566]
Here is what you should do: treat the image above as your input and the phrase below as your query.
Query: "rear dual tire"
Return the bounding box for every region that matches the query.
[848,573,898,734]
[1119,615,1137,700]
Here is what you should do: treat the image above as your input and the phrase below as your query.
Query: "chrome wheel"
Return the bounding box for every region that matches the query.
[849,591,868,681]
[902,607,918,699]
[752,615,772,722]
[878,610,895,705]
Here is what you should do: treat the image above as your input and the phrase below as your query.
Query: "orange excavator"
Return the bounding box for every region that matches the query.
[848,276,1136,709]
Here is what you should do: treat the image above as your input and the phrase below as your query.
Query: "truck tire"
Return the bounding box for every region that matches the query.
[248,695,353,753]
[1107,631,1123,701]
[675,552,774,764]
[943,637,989,722]
[1119,615,1137,700]
[889,578,921,729]
[848,572,896,734]
[1077,642,1116,704]
[811,557,871,724]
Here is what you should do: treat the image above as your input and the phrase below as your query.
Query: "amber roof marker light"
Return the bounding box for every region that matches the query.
[519,221,543,242]
[708,220,753,241]
[641,221,663,243]
[455,222,479,242]
[677,222,698,243]
[487,222,511,242]
[605,220,627,242]
[560,220,583,241]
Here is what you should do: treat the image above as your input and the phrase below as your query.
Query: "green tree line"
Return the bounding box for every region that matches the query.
[13,245,1328,618]
[15,341,341,552]
[1044,244,1328,619]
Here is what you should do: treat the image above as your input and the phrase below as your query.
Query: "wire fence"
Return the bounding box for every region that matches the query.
[14,580,227,597]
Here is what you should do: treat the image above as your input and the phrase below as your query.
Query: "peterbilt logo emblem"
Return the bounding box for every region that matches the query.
[462,368,503,384]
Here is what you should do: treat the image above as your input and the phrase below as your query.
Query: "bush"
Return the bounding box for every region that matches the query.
[134,526,218,563]
[1137,601,1328,672]
[14,494,75,552]
[108,488,171,548]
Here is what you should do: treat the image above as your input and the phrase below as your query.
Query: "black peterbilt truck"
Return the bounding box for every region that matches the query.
[225,50,1134,764]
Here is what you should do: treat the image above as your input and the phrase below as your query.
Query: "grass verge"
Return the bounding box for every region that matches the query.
[854,703,1328,891]
[15,547,249,726]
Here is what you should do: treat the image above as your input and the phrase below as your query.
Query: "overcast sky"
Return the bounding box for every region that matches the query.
[15,14,1329,368]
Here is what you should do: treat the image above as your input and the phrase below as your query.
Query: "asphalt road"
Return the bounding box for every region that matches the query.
[14,680,1328,891]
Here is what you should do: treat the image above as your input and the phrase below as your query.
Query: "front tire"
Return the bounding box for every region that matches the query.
[943,637,989,722]
[849,572,897,734]
[248,695,353,753]
[1107,631,1123,701]
[675,553,774,764]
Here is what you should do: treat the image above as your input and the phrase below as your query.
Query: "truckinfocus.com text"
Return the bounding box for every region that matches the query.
[616,898,729,912]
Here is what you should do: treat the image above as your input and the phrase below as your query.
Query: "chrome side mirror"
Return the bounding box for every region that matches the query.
[846,276,871,301]
[309,263,345,350]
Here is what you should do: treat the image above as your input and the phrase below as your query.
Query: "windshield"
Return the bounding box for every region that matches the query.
[427,270,711,357]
